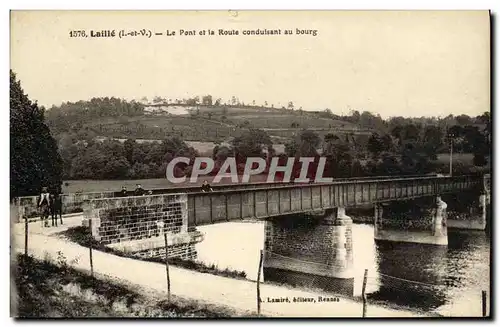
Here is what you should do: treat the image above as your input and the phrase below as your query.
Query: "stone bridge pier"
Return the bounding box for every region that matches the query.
[443,191,489,231]
[263,207,354,296]
[374,197,448,246]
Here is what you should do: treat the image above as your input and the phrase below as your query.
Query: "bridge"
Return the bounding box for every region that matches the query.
[184,174,483,226]
[14,173,490,296]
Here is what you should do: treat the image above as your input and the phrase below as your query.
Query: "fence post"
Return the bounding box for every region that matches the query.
[88,218,94,278]
[257,250,264,316]
[24,216,28,257]
[164,229,171,302]
[482,290,487,317]
[362,269,368,317]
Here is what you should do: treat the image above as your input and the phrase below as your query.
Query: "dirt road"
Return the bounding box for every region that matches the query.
[12,217,425,318]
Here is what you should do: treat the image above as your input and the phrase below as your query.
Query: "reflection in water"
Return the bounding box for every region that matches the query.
[195,220,490,316]
[368,241,448,311]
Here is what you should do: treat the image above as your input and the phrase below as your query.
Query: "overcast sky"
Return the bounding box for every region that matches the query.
[10,10,490,118]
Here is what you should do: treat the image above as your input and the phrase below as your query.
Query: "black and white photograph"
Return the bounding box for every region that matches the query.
[9,10,492,318]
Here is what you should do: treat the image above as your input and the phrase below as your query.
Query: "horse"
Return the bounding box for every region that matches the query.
[38,192,51,227]
[50,193,63,226]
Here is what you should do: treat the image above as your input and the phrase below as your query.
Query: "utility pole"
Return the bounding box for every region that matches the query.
[447,129,454,177]
[449,136,453,176]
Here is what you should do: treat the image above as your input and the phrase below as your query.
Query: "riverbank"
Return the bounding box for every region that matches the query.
[12,254,247,318]
[58,225,247,280]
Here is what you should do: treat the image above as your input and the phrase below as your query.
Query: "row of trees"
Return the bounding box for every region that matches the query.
[57,136,197,180]
[146,95,277,108]
[55,118,490,181]
[45,97,144,135]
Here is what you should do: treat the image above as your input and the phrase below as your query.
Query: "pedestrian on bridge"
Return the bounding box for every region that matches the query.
[118,186,128,197]
[134,184,146,196]
[201,180,213,192]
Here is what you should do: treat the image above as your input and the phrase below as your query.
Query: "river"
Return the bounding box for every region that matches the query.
[195,220,490,316]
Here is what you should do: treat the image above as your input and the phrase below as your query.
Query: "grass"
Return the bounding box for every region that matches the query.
[12,254,252,318]
[58,226,247,280]
[435,153,474,165]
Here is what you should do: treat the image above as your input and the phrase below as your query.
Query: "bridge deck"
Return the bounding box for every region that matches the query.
[187,175,482,226]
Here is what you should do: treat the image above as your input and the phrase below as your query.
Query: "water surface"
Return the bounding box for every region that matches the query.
[195,220,490,316]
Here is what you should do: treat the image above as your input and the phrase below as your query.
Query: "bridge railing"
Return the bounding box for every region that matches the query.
[185,174,483,226]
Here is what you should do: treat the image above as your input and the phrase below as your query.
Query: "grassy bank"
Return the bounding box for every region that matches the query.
[57,226,247,280]
[12,254,254,318]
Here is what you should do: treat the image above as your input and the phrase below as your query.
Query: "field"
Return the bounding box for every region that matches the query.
[80,104,369,143]
[435,153,474,165]
[229,113,357,129]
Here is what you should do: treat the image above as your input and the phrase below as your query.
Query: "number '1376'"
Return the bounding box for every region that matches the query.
[69,30,87,37]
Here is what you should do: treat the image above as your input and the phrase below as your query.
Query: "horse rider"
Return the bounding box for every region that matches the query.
[38,186,51,227]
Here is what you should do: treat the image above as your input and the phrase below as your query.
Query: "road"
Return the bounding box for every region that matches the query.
[12,216,427,318]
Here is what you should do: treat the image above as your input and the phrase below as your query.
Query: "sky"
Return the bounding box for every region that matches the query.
[10,10,490,118]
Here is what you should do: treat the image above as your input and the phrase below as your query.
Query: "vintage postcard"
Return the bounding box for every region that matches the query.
[10,10,491,318]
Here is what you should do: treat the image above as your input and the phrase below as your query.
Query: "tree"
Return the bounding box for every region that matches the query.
[287,101,294,110]
[381,134,395,153]
[153,96,163,103]
[10,70,63,197]
[367,133,384,158]
[202,95,213,106]
[215,146,232,162]
[377,153,402,175]
[473,153,487,166]
[399,142,434,175]
[455,114,473,126]
[285,129,322,172]
[323,133,353,178]
[421,125,442,160]
[350,110,361,123]
[231,128,272,161]
[102,157,130,179]
[123,138,136,164]
[324,133,339,143]
[402,124,420,141]
[390,125,403,141]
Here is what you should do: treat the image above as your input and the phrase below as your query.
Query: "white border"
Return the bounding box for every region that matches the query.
[3,1,498,327]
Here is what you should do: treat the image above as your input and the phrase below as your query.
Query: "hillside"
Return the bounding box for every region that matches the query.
[46,101,374,144]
